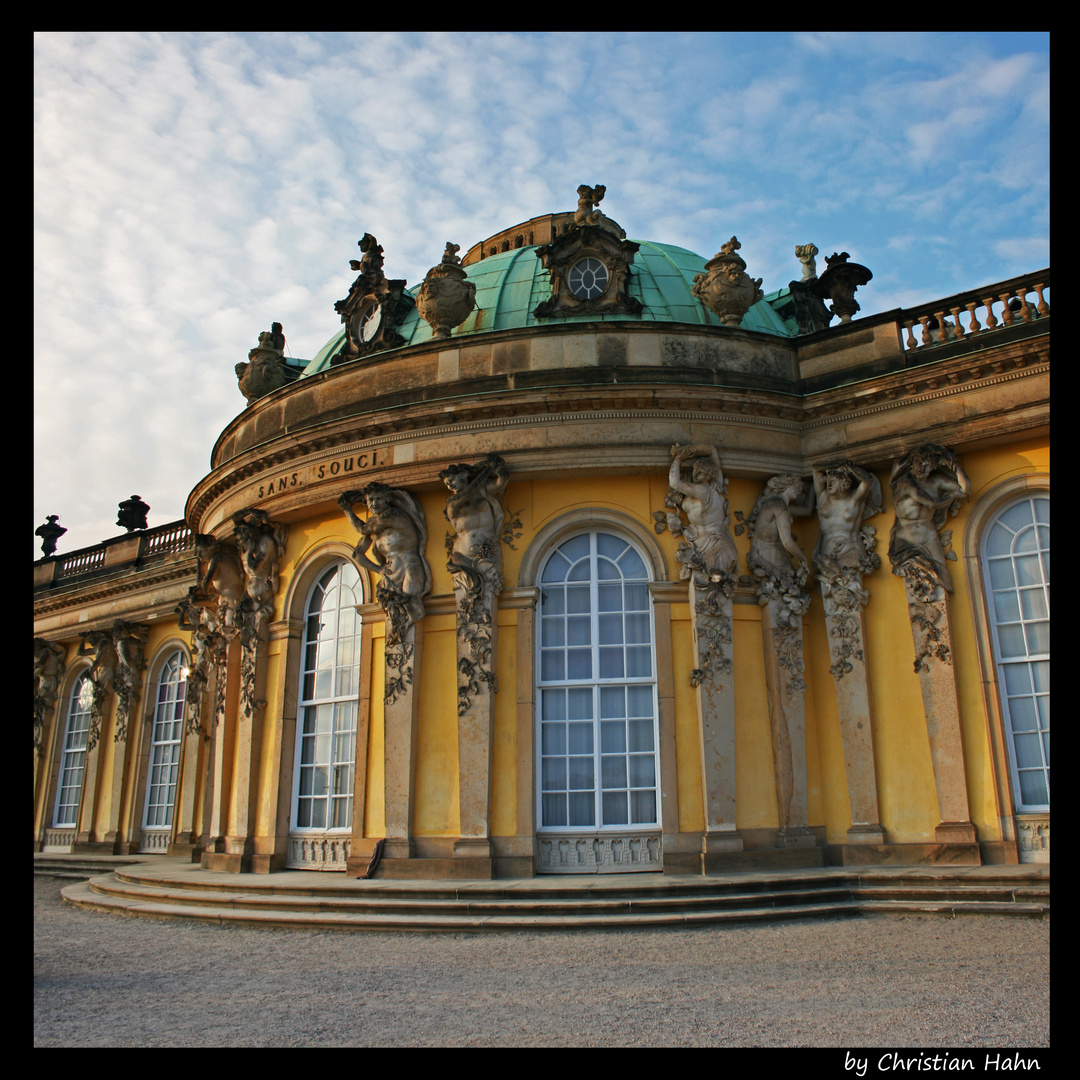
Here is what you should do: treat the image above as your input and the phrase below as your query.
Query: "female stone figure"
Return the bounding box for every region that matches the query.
[666,443,738,582]
[747,475,812,586]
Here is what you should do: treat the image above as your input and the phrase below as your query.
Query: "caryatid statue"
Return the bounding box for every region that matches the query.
[440,454,511,599]
[231,507,289,626]
[747,475,812,593]
[194,534,247,636]
[812,460,883,584]
[339,484,432,641]
[111,619,149,741]
[441,455,511,715]
[888,444,970,596]
[34,638,66,751]
[662,444,739,585]
[77,629,119,749]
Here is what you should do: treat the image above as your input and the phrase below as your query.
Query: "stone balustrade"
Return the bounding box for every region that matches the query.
[900,270,1049,351]
[38,520,194,586]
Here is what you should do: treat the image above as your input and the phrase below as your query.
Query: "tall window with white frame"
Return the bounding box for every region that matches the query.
[140,650,187,852]
[53,673,94,831]
[537,531,659,834]
[289,561,363,866]
[981,495,1050,814]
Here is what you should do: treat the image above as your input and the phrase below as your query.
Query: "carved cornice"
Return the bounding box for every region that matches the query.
[33,559,198,622]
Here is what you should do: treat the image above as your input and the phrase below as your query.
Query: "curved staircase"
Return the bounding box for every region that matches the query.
[51,858,1049,933]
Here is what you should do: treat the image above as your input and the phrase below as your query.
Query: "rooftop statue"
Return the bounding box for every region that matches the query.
[35,515,66,558]
[236,322,289,405]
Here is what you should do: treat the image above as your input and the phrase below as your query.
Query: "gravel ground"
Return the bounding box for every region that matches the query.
[34,875,1049,1049]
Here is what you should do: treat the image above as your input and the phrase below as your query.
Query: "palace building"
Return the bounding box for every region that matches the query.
[33,187,1050,879]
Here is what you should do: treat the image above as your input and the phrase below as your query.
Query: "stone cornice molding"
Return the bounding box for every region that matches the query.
[33,560,197,622]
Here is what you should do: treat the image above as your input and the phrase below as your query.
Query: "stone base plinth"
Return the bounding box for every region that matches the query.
[825,842,982,867]
[701,847,825,874]
[454,838,493,859]
[776,826,818,849]
[373,856,495,880]
[701,830,744,855]
[847,824,886,845]
[202,851,251,873]
[936,821,977,844]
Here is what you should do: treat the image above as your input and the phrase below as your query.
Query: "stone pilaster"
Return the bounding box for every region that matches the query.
[381,622,424,863]
[760,596,814,847]
[690,578,743,859]
[820,587,885,844]
[901,576,977,846]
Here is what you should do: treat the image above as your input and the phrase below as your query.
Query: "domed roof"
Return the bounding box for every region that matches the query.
[301,239,796,377]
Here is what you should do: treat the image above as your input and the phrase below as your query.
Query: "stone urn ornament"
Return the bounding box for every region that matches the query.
[416,243,476,339]
[691,237,764,327]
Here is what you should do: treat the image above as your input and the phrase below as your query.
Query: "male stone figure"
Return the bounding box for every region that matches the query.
[746,474,815,847]
[34,638,66,752]
[441,454,510,597]
[339,484,432,639]
[889,444,970,594]
[812,461,883,581]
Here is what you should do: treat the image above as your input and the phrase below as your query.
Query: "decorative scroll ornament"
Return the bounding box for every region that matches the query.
[331,233,410,364]
[691,237,764,327]
[34,638,66,753]
[812,250,873,324]
[441,454,511,715]
[111,619,149,742]
[236,322,292,405]
[656,444,739,685]
[340,485,432,704]
[416,243,476,340]
[533,184,643,319]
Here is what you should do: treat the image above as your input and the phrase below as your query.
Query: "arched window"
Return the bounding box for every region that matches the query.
[140,650,187,849]
[537,531,659,832]
[290,561,363,846]
[53,673,94,828]
[981,495,1049,812]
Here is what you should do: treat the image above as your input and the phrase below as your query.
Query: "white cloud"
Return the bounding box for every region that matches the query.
[34,31,1049,559]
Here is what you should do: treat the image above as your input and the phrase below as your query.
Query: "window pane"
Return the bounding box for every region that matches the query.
[537,531,659,838]
[292,561,364,837]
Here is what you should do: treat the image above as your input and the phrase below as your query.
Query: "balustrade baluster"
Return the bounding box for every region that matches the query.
[1033,283,1049,317]
[919,314,933,347]
[904,320,918,350]
[965,301,981,335]
[983,298,998,331]
[1015,289,1032,322]
[999,293,1015,326]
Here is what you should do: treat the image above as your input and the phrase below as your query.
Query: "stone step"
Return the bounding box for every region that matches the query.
[62,879,862,931]
[58,868,1049,932]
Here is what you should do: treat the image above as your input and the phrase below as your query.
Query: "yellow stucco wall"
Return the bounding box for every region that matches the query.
[240,439,1046,851]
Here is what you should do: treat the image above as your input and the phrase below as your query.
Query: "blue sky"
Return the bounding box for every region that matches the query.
[34,31,1049,557]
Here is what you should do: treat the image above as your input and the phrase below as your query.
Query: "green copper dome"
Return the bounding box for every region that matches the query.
[302,240,796,377]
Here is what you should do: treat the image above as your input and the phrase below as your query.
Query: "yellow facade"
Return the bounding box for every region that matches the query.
[34,216,1049,876]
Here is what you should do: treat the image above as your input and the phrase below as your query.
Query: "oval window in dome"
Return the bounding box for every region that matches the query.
[567,257,609,300]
